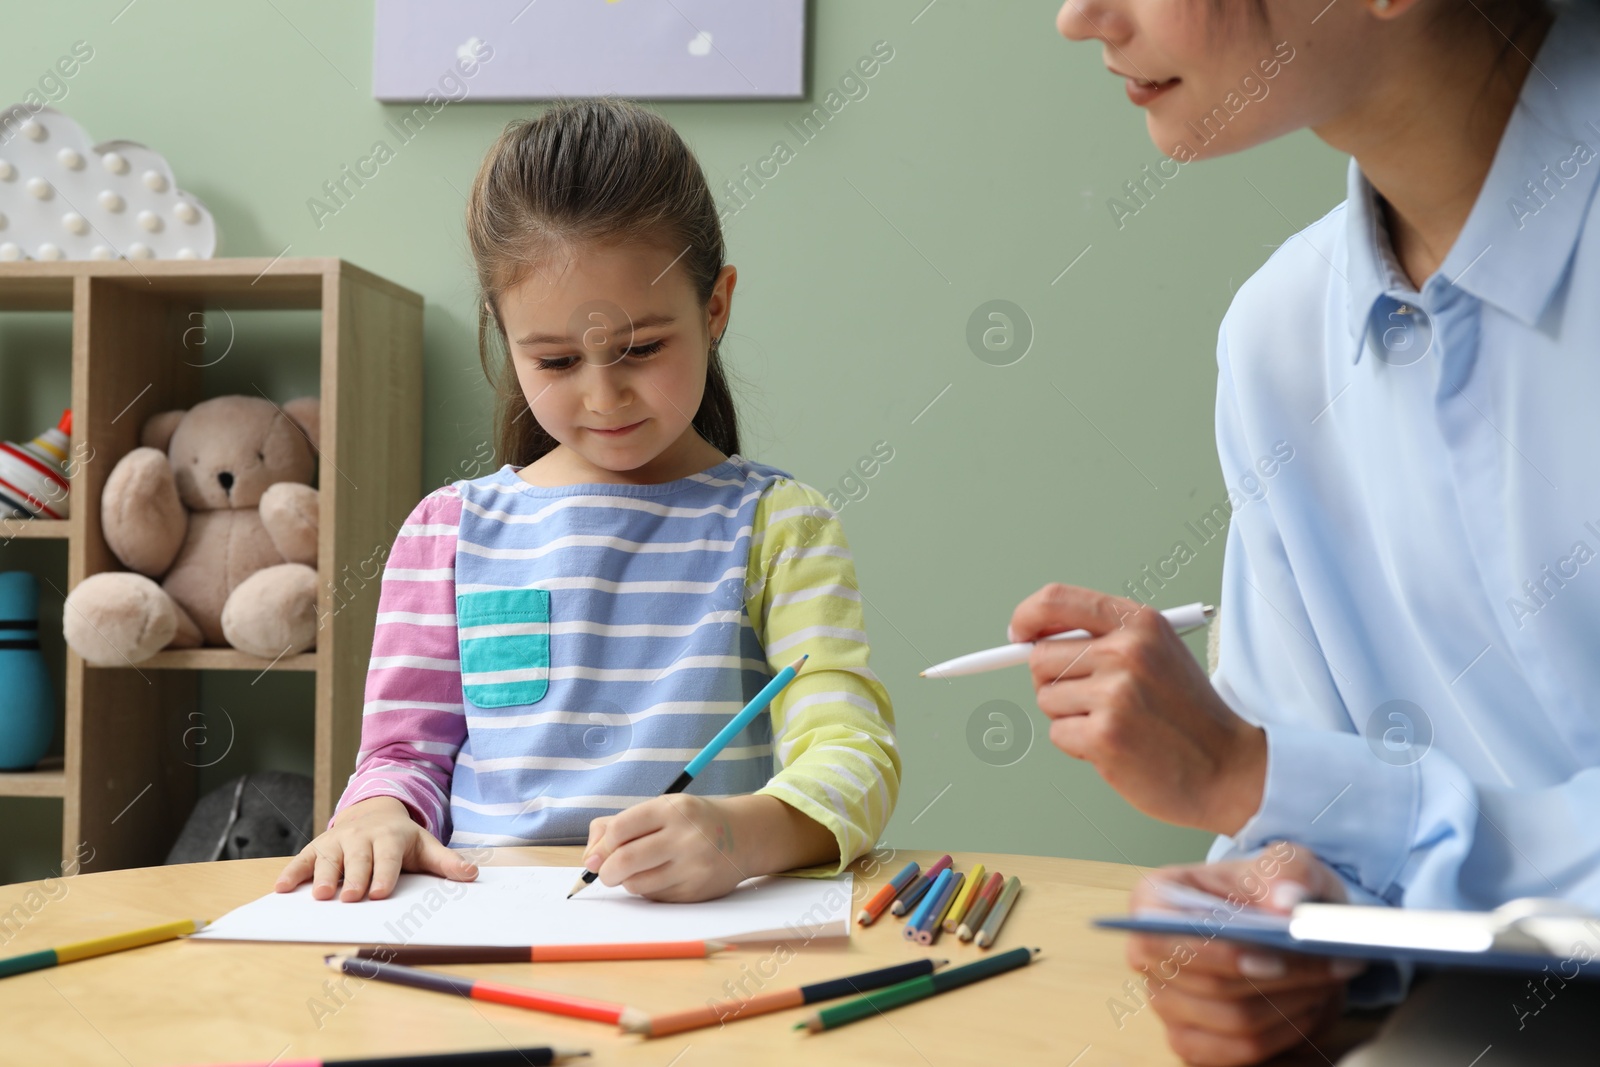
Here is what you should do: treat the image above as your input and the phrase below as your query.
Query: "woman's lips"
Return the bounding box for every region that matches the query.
[588,420,646,437]
[1125,77,1180,106]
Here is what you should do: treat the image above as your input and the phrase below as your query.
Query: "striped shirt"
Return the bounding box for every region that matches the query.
[332,455,900,874]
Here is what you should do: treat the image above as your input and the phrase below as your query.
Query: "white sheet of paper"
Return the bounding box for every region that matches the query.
[191,866,853,946]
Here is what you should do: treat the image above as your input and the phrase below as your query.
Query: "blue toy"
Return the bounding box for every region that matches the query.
[0,571,54,770]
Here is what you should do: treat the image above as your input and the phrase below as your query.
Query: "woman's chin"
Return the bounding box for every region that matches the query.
[1148,113,1272,164]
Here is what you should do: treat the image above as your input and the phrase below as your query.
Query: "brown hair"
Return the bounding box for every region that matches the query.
[1209,0,1562,53]
[466,98,740,468]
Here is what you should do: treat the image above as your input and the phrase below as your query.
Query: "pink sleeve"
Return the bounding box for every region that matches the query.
[330,486,465,841]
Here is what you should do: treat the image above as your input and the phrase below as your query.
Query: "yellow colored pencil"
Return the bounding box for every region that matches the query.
[0,918,208,979]
[942,863,985,934]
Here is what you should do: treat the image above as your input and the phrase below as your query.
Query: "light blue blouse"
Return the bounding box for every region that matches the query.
[1205,3,1600,913]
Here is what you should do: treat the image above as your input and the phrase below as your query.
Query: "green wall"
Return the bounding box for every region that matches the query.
[0,0,1348,884]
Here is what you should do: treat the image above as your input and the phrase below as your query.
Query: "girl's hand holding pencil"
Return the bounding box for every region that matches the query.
[580,792,835,903]
[572,653,836,904]
[273,796,479,902]
[580,793,750,903]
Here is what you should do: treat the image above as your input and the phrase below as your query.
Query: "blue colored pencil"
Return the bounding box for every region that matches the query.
[915,871,963,945]
[568,654,809,898]
[904,869,953,940]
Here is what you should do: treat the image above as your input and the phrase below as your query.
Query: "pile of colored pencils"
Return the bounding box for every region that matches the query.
[856,856,1022,948]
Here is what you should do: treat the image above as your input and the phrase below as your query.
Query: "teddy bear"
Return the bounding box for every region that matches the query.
[63,395,321,666]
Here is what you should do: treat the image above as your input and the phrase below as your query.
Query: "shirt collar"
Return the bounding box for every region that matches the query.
[1344,161,1410,358]
[1345,2,1600,362]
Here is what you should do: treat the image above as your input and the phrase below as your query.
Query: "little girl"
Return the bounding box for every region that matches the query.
[275,99,900,904]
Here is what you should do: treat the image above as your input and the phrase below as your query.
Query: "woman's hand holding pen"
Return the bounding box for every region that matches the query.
[583,793,837,903]
[273,795,479,902]
[1009,583,1267,836]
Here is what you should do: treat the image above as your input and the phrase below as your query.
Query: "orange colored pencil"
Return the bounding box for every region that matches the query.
[856,861,920,926]
[353,941,733,965]
[618,958,943,1037]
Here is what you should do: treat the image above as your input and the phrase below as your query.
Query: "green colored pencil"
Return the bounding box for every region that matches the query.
[795,947,1039,1032]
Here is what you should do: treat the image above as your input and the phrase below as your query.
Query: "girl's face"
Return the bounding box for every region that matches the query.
[1056,0,1380,160]
[495,241,735,482]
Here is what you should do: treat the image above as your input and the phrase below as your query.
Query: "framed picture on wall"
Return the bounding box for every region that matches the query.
[373,0,808,102]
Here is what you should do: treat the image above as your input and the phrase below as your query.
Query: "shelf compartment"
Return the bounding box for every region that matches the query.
[0,766,66,798]
[0,520,71,540]
[136,649,319,672]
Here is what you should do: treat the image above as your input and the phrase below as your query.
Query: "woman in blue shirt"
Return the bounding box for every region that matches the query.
[1016,0,1598,1061]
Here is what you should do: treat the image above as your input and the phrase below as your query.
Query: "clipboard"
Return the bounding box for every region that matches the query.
[1094,885,1600,979]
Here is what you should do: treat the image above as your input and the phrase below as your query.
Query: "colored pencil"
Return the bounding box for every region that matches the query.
[890,854,952,917]
[903,868,953,939]
[325,954,628,1024]
[957,872,1006,942]
[796,947,1040,1032]
[918,872,964,946]
[618,957,944,1037]
[975,876,1023,949]
[569,654,808,899]
[942,863,985,933]
[0,917,207,980]
[857,862,919,926]
[907,870,957,944]
[352,941,732,965]
[190,1048,589,1066]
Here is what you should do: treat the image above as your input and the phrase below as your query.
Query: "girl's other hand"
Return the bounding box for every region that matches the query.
[273,795,479,901]
[583,793,748,903]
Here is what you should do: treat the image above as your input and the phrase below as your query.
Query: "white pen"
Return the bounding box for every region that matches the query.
[920,602,1215,679]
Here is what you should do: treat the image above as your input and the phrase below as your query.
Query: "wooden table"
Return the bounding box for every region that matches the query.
[0,847,1324,1065]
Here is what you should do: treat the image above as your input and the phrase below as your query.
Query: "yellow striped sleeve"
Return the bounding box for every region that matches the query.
[746,477,901,876]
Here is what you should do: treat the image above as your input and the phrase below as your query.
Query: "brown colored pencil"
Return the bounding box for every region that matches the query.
[975,876,1023,949]
[956,872,1006,941]
[353,941,732,965]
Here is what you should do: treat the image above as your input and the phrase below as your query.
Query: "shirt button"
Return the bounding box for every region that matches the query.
[1368,299,1434,366]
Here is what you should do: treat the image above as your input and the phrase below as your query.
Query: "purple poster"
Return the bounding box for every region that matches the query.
[373,0,807,102]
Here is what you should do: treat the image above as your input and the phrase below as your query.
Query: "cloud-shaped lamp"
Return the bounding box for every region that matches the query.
[0,105,217,262]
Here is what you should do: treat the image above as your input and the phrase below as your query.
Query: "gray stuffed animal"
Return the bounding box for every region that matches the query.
[165,770,313,863]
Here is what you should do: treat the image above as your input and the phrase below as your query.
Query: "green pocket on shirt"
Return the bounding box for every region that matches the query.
[456,588,551,708]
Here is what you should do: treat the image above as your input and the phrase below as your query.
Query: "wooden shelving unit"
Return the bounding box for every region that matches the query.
[0,258,422,874]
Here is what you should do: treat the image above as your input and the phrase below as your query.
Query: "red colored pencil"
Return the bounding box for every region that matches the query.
[326,954,628,1024]
[956,872,1006,942]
